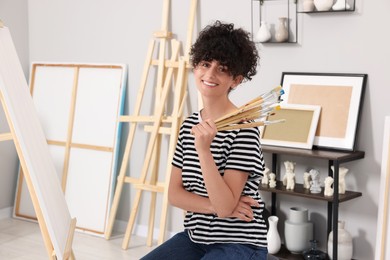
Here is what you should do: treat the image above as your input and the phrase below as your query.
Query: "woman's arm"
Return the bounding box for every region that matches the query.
[191,119,255,218]
[168,166,215,214]
[168,166,258,221]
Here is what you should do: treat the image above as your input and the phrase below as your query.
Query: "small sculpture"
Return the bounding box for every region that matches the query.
[282,161,296,185]
[303,172,311,189]
[286,172,296,190]
[331,166,349,194]
[309,169,321,194]
[324,176,334,197]
[269,173,277,188]
[262,167,270,186]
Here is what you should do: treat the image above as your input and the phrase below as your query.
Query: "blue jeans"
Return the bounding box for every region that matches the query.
[140,230,268,260]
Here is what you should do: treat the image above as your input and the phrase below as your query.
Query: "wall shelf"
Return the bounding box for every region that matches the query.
[260,145,364,259]
[298,0,355,13]
[251,0,298,44]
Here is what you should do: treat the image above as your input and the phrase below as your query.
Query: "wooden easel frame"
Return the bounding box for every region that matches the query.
[0,24,76,260]
[104,0,197,249]
[0,96,76,260]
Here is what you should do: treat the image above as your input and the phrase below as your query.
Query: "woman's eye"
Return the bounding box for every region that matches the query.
[219,67,228,73]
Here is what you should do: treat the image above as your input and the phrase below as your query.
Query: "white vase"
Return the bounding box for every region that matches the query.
[255,21,271,43]
[328,220,353,260]
[267,216,281,254]
[303,0,315,12]
[314,0,334,11]
[332,0,351,10]
[275,17,289,43]
[284,207,313,254]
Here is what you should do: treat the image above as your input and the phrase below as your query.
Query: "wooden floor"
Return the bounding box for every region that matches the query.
[0,218,156,259]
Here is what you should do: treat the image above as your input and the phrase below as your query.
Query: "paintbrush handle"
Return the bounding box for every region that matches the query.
[217,119,285,131]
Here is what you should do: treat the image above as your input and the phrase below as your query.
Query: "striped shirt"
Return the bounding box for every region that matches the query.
[172,112,268,248]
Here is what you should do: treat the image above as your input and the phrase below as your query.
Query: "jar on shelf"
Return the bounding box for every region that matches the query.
[255,21,272,43]
[328,220,353,260]
[313,0,333,11]
[284,207,314,254]
[303,0,315,12]
[275,17,289,43]
[303,240,327,259]
[332,0,351,10]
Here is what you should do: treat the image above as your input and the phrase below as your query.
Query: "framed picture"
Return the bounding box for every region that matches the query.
[260,104,321,149]
[375,116,390,260]
[281,72,367,151]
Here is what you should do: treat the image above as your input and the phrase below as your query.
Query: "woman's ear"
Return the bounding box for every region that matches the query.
[232,75,244,88]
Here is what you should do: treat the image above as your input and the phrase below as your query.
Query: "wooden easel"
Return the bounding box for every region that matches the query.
[0,97,76,260]
[0,24,76,260]
[104,0,197,249]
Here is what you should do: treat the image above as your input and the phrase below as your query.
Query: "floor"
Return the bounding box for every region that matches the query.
[0,218,156,260]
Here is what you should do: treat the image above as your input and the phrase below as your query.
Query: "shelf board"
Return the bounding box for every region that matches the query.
[260,181,362,202]
[269,244,306,260]
[261,145,365,163]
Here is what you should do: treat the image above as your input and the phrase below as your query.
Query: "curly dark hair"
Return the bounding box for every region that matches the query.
[189,20,259,82]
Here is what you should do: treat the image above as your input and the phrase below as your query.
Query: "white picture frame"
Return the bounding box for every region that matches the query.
[281,72,367,151]
[260,104,321,149]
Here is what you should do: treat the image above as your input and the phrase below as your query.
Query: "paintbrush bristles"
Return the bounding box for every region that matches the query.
[214,86,284,131]
[215,86,283,124]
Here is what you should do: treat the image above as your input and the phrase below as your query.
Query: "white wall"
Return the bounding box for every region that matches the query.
[1,0,389,258]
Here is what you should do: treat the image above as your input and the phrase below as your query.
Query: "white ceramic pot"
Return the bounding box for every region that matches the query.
[284,207,313,254]
[332,0,351,10]
[255,21,271,43]
[275,17,288,43]
[314,0,334,11]
[267,216,281,254]
[328,220,353,260]
[303,0,315,12]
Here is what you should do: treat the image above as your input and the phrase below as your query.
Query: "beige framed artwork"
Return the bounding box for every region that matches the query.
[260,104,321,149]
[281,72,367,151]
[375,116,390,260]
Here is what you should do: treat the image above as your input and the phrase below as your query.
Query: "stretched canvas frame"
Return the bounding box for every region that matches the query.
[260,104,321,149]
[375,116,390,260]
[14,63,127,236]
[281,72,367,151]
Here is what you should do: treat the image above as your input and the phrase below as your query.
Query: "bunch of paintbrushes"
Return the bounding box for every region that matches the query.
[215,86,285,131]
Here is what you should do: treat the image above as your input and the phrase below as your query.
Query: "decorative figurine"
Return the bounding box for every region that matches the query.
[286,172,296,190]
[309,169,322,194]
[324,176,334,197]
[283,161,296,190]
[262,167,270,186]
[331,166,349,194]
[303,171,311,189]
[269,173,277,188]
[282,161,296,185]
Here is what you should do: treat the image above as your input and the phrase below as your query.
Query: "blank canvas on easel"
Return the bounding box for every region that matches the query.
[14,63,127,235]
[0,26,75,260]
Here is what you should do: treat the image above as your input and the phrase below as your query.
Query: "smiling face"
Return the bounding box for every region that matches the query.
[193,60,243,100]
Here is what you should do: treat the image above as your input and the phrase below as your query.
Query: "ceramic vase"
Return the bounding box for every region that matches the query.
[332,0,351,10]
[284,207,314,254]
[267,216,281,254]
[275,17,289,43]
[303,0,315,12]
[255,21,272,43]
[328,220,353,260]
[314,0,334,11]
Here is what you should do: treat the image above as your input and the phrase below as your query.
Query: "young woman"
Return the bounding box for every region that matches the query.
[141,20,268,260]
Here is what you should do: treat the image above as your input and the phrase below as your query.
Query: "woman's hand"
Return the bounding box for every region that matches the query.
[229,196,260,222]
[191,119,217,153]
